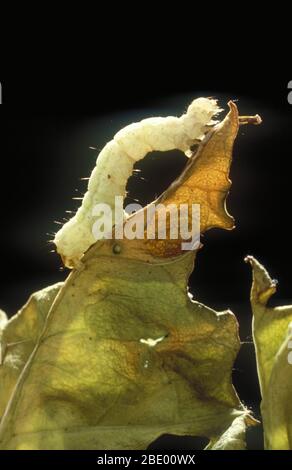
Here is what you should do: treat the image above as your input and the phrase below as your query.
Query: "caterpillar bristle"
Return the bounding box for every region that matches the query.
[126,195,140,203]
[132,172,147,182]
[74,188,84,195]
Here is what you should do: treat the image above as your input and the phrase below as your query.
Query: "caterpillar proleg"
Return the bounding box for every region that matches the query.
[54,98,222,267]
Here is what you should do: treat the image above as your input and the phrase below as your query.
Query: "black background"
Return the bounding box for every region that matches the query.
[0,66,291,450]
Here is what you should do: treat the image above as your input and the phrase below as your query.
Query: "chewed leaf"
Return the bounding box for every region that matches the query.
[0,283,63,419]
[141,101,239,258]
[246,256,292,449]
[0,102,260,450]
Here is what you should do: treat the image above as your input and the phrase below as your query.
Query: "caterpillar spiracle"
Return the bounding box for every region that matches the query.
[54,98,222,268]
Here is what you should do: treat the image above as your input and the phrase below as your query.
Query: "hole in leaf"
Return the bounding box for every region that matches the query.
[124,149,188,212]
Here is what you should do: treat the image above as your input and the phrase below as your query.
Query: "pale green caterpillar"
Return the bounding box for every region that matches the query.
[54,98,222,267]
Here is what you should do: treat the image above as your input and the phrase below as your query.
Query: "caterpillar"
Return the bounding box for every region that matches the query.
[54,97,222,268]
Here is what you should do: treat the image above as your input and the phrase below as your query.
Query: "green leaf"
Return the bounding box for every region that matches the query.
[0,249,250,449]
[0,284,63,419]
[246,256,292,449]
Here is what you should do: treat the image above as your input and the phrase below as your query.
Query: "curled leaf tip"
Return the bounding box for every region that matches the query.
[245,255,277,305]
